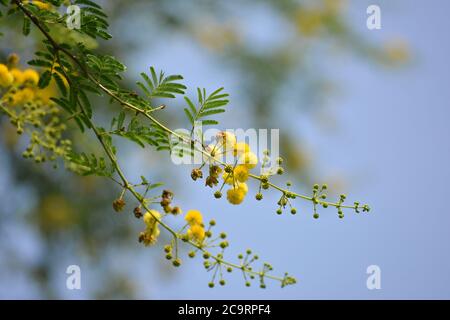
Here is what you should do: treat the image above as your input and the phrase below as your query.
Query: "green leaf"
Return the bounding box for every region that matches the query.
[184,108,194,125]
[22,17,31,36]
[117,111,126,130]
[53,72,67,97]
[184,87,229,127]
[38,70,52,89]
[138,67,186,100]
[79,90,92,118]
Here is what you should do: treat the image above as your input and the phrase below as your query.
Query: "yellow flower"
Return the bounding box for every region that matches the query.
[184,209,203,226]
[233,165,249,182]
[187,224,205,242]
[222,171,234,185]
[22,69,40,85]
[226,186,246,205]
[10,69,24,85]
[12,88,35,105]
[233,142,250,156]
[143,209,161,227]
[217,131,236,152]
[0,64,13,87]
[238,151,258,169]
[238,182,248,195]
[142,210,161,245]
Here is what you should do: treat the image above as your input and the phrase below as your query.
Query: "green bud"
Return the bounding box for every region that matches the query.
[172,259,181,267]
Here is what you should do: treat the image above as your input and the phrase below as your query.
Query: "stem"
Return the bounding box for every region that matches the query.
[13,0,288,284]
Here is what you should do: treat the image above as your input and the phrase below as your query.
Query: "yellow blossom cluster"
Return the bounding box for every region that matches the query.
[139,210,161,246]
[204,131,258,205]
[0,55,71,164]
[293,0,346,37]
[0,60,55,105]
[185,210,205,243]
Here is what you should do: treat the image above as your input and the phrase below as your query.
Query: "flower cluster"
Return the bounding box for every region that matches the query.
[185,210,206,243]
[139,210,161,247]
[192,131,259,205]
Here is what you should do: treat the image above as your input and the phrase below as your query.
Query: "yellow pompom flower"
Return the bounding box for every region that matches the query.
[141,210,161,246]
[0,64,13,87]
[187,224,205,242]
[233,165,249,182]
[226,186,246,205]
[10,69,24,85]
[143,209,161,227]
[237,182,248,195]
[217,131,236,152]
[222,171,234,185]
[233,142,250,156]
[238,151,258,169]
[184,209,203,226]
[22,69,40,85]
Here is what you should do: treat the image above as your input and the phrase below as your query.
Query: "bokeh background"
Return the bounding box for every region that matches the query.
[1,0,449,299]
